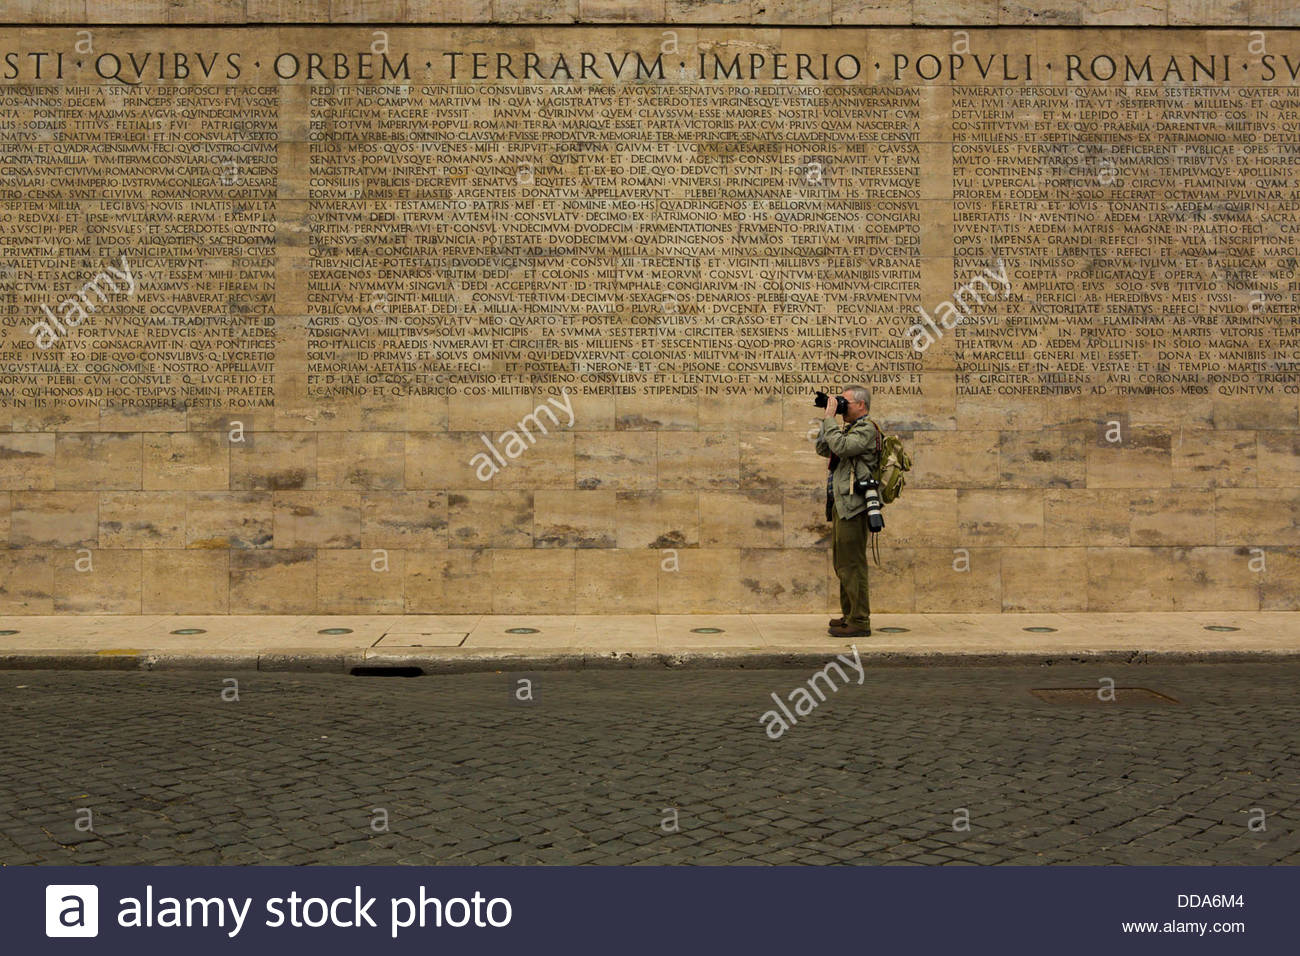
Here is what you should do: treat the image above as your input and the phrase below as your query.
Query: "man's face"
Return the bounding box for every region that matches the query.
[840,391,866,422]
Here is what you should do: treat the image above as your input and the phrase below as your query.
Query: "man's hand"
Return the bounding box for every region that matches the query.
[823,399,838,419]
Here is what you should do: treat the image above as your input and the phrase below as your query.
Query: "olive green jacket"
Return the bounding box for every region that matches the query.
[814,416,882,520]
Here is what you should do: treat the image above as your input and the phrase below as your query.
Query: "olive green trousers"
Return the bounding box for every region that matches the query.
[831,509,871,628]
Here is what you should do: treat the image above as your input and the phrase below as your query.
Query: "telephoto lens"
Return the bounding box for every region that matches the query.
[862,481,885,532]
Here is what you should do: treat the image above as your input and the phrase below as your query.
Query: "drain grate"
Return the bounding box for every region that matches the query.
[350,666,424,677]
[1031,687,1179,705]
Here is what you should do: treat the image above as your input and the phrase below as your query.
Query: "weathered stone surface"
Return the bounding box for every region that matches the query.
[0,1,1284,25]
[0,23,1295,616]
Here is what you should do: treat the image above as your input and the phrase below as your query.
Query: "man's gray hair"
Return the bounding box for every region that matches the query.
[845,384,871,412]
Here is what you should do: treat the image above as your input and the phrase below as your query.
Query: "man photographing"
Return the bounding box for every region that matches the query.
[814,384,881,638]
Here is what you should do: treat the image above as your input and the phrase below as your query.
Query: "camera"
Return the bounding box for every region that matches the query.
[856,477,885,532]
[813,390,848,416]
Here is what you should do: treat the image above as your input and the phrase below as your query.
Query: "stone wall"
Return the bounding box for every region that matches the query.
[0,6,1296,615]
[0,1,1297,26]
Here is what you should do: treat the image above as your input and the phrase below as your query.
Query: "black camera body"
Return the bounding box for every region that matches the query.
[813,390,848,416]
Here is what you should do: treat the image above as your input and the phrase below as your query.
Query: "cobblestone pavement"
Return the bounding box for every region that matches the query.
[1,663,1297,865]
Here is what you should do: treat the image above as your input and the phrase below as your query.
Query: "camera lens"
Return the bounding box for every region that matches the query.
[863,482,884,532]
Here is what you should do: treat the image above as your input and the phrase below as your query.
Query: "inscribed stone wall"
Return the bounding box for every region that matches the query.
[0,25,1297,613]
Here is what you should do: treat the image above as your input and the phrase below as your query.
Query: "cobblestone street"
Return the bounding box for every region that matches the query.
[1,663,1297,865]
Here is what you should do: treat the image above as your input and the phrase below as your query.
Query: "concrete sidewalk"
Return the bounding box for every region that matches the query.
[0,611,1297,671]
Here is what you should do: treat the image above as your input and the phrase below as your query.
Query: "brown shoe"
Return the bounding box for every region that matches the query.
[828,624,871,637]
[828,617,846,627]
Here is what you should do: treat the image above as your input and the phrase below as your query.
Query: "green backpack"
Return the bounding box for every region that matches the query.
[864,419,912,505]
[862,419,913,565]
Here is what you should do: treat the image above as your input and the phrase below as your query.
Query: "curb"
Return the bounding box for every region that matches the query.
[2,647,1300,672]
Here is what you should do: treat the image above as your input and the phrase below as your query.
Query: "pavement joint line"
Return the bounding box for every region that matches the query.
[1,647,1299,672]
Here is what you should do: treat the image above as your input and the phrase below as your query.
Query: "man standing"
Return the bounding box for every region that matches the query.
[814,384,881,638]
